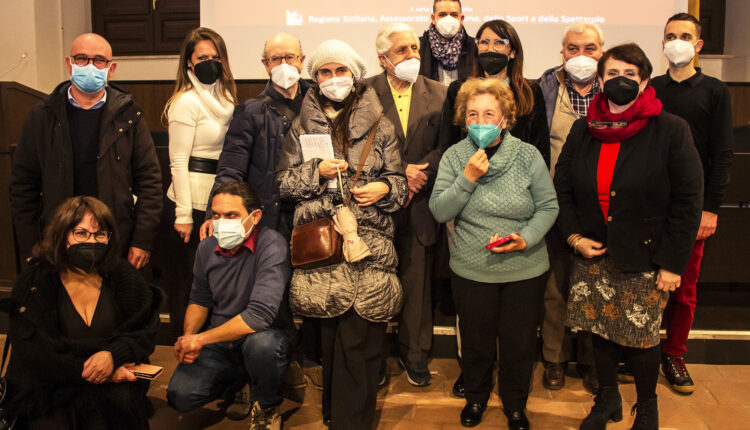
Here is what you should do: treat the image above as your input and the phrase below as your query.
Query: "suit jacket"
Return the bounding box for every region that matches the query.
[364,73,448,246]
[554,112,703,274]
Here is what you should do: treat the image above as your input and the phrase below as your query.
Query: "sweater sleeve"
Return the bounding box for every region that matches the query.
[519,151,559,248]
[429,148,477,223]
[240,234,291,331]
[168,95,200,224]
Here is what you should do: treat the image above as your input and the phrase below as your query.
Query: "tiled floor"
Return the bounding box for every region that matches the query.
[146,345,750,429]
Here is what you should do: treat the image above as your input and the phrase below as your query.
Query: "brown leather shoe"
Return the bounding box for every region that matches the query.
[542,361,567,390]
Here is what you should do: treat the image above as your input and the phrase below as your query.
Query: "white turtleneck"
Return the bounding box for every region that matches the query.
[167,70,235,223]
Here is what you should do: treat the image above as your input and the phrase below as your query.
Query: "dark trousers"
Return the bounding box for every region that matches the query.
[395,223,435,363]
[320,310,387,430]
[164,200,204,338]
[451,271,547,411]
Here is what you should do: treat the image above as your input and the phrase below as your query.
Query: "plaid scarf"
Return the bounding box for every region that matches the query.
[427,24,465,71]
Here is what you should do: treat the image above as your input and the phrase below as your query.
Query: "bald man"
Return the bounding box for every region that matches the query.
[201,32,309,239]
[10,33,162,268]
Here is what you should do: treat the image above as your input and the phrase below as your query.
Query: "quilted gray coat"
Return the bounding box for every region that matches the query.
[275,85,409,322]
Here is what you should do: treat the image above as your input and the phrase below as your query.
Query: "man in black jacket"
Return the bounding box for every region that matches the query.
[10,33,162,269]
[649,13,733,395]
[418,0,478,85]
[201,32,309,240]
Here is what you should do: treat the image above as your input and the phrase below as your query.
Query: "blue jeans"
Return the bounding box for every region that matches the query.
[167,328,290,411]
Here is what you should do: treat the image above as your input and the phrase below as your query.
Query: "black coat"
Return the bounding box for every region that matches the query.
[418,30,478,83]
[0,259,162,417]
[438,79,551,167]
[10,82,163,258]
[553,113,704,274]
[207,80,311,236]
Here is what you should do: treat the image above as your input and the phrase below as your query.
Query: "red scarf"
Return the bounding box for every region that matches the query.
[586,86,662,143]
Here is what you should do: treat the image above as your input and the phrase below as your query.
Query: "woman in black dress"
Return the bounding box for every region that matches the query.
[1,196,162,429]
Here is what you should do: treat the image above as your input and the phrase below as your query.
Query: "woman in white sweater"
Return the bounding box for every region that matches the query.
[163,27,236,336]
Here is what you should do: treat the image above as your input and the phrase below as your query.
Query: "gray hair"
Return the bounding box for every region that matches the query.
[375,23,420,55]
[562,22,605,48]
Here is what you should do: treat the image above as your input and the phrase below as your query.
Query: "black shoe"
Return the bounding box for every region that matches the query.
[398,357,431,387]
[580,385,623,430]
[630,397,658,430]
[378,360,388,388]
[617,363,634,383]
[661,354,694,394]
[506,410,530,430]
[452,373,465,398]
[542,361,567,390]
[460,402,486,427]
[577,363,599,395]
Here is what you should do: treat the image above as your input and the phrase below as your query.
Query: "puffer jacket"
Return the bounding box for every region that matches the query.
[275,85,409,322]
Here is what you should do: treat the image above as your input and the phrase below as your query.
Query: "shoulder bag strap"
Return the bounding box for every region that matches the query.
[1,336,9,376]
[261,95,296,125]
[345,114,383,206]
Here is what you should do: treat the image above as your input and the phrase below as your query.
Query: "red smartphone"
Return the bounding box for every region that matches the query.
[485,233,518,250]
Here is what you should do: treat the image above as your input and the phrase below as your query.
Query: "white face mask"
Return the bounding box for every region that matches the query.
[212,212,257,250]
[663,39,697,68]
[564,55,598,83]
[436,16,461,38]
[386,57,420,83]
[270,63,301,90]
[319,76,354,102]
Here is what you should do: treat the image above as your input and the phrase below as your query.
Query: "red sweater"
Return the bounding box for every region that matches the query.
[597,143,621,220]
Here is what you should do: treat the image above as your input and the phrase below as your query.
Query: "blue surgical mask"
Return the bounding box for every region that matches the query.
[71,63,110,94]
[212,212,257,250]
[468,121,503,149]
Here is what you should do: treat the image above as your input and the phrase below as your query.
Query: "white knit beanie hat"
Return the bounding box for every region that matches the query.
[306,39,367,82]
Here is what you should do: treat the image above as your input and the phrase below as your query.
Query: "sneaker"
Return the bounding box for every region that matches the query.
[662,353,694,394]
[226,383,252,420]
[398,358,431,387]
[303,364,324,391]
[249,402,281,430]
[282,361,308,390]
[617,363,635,383]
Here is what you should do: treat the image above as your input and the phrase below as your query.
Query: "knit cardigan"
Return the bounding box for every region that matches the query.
[429,133,559,283]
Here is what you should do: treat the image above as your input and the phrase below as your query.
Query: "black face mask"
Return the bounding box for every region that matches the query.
[193,60,222,85]
[67,243,108,273]
[603,76,640,106]
[478,52,509,76]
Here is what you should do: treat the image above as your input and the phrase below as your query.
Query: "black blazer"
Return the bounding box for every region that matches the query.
[364,73,448,246]
[553,112,703,274]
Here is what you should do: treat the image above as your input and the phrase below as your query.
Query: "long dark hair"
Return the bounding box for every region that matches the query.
[473,20,533,116]
[163,27,237,125]
[315,81,365,157]
[34,196,119,274]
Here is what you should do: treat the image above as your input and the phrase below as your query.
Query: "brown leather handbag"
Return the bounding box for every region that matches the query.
[290,114,383,269]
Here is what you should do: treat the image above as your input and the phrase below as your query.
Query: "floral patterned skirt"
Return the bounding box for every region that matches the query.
[566,255,668,349]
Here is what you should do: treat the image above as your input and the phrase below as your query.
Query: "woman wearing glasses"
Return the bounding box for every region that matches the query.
[163,27,236,335]
[0,196,162,429]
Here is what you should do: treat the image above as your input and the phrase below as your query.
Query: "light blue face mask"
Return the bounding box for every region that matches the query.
[467,121,502,149]
[71,63,109,94]
[212,212,257,250]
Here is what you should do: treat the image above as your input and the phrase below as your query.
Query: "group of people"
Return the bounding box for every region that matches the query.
[2,0,733,429]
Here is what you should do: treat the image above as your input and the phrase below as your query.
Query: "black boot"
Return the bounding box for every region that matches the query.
[580,385,623,430]
[630,397,658,430]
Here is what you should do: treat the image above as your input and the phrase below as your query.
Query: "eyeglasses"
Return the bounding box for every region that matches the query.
[476,38,511,52]
[70,228,111,243]
[71,54,111,69]
[266,54,300,66]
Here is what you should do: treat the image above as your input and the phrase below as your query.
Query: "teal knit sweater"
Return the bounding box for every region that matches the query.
[429,133,559,283]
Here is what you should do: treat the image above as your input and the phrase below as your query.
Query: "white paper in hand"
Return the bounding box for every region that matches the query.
[300,134,337,189]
